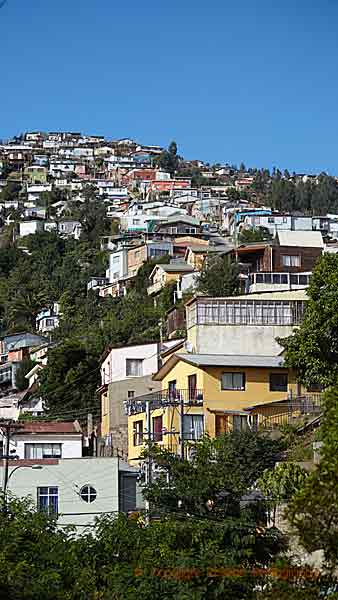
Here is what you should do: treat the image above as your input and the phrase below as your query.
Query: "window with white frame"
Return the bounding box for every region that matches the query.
[37,486,58,515]
[221,372,245,391]
[25,443,62,459]
[126,358,143,377]
[282,255,301,267]
[133,420,144,446]
[183,414,204,440]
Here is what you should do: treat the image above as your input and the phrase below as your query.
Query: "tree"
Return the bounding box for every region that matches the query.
[78,186,111,243]
[257,463,308,526]
[238,227,273,244]
[288,387,338,568]
[197,255,240,297]
[143,432,284,520]
[155,141,180,175]
[280,253,338,388]
[14,356,35,391]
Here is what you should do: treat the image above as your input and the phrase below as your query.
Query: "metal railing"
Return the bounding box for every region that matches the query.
[124,388,204,416]
[259,394,323,430]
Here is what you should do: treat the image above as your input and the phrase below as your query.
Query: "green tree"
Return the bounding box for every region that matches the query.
[14,356,35,391]
[197,255,240,297]
[155,141,180,175]
[257,463,308,526]
[238,227,273,244]
[280,253,338,388]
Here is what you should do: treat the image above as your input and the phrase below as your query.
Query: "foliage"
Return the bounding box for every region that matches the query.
[154,141,180,175]
[257,463,308,525]
[196,255,240,297]
[142,432,284,519]
[280,253,338,388]
[14,356,35,391]
[238,227,273,244]
[288,386,338,568]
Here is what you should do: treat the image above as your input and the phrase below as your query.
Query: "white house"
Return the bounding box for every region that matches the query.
[0,456,141,530]
[101,339,183,386]
[19,220,45,237]
[36,304,61,334]
[1,421,83,460]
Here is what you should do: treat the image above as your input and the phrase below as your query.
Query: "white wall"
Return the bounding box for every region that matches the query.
[10,434,83,459]
[101,343,160,384]
[19,221,44,237]
[101,340,180,385]
[1,457,121,529]
[190,324,296,356]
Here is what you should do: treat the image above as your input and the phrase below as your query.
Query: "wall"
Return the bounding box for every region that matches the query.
[188,324,296,355]
[101,342,160,384]
[273,246,322,272]
[102,375,161,455]
[202,365,297,436]
[127,245,147,277]
[109,248,128,283]
[19,221,44,237]
[12,434,83,459]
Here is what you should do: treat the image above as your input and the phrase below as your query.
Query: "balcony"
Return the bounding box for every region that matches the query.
[124,388,204,416]
[147,280,164,295]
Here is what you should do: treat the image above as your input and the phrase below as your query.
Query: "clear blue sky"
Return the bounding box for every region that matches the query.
[1,0,338,173]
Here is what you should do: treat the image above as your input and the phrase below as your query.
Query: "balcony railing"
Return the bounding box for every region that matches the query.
[147,281,163,295]
[124,388,204,416]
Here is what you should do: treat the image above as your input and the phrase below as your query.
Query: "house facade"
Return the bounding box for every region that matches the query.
[126,353,304,461]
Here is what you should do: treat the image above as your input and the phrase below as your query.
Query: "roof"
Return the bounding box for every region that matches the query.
[181,354,285,368]
[155,263,195,273]
[158,215,200,226]
[277,230,324,248]
[15,421,82,435]
[153,353,285,380]
[185,288,308,305]
[2,332,49,352]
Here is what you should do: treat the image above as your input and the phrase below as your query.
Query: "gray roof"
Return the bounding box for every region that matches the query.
[277,230,324,248]
[158,263,195,273]
[180,354,285,368]
[159,215,200,226]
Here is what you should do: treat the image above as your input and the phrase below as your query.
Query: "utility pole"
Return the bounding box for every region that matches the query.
[145,401,152,523]
[179,394,185,460]
[1,421,23,510]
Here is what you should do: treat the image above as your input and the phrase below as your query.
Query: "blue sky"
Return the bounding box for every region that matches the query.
[1,0,338,173]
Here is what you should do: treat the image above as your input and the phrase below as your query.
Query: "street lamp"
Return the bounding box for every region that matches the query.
[3,464,43,512]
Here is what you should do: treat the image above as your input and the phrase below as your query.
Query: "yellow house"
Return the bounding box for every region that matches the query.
[147,263,195,296]
[127,352,305,462]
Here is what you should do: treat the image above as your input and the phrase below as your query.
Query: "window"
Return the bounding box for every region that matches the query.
[299,274,308,285]
[128,390,135,399]
[233,415,248,432]
[46,318,54,327]
[269,373,288,392]
[221,372,245,391]
[80,485,97,503]
[152,415,163,442]
[168,380,177,400]
[307,382,323,393]
[126,358,143,377]
[183,414,204,440]
[282,255,301,267]
[25,443,62,459]
[112,255,120,264]
[37,487,58,515]
[133,420,144,446]
[188,374,197,401]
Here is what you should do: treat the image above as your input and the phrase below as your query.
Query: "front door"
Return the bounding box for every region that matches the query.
[215,414,228,436]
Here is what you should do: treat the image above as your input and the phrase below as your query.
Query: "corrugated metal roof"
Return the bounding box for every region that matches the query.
[180,354,285,368]
[277,230,324,248]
